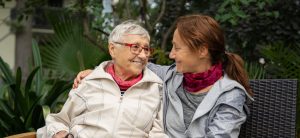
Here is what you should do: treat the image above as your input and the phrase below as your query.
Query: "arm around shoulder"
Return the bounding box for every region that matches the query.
[147,63,171,80]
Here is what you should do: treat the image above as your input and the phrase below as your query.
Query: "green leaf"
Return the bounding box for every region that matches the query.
[0,110,13,131]
[24,95,42,129]
[42,105,50,120]
[257,2,266,10]
[240,0,250,6]
[219,13,232,22]
[30,104,45,129]
[0,57,14,84]
[217,7,225,13]
[25,67,40,95]
[0,119,10,137]
[42,80,72,106]
[11,68,30,119]
[0,84,9,99]
[245,62,266,79]
[220,0,231,9]
[32,40,43,95]
[235,10,247,19]
[229,18,238,26]
[15,68,22,96]
[231,5,239,13]
[0,110,24,133]
[0,99,14,118]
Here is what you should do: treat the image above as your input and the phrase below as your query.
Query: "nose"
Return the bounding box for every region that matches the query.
[169,47,175,59]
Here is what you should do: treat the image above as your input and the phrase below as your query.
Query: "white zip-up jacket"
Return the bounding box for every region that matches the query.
[37,61,167,138]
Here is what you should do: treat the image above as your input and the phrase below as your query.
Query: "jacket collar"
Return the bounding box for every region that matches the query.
[85,61,162,84]
[191,74,254,121]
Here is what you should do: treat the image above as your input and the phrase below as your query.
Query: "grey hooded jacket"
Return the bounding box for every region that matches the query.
[147,63,254,138]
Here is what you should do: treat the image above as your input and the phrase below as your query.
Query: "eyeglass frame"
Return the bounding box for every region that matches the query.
[112,41,153,56]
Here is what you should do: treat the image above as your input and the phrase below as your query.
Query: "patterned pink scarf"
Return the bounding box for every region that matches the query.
[106,64,143,91]
[183,63,223,93]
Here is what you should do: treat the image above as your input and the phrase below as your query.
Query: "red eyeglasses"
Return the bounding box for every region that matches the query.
[113,42,153,56]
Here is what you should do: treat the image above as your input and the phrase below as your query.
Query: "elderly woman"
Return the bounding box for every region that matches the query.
[37,21,167,138]
[74,14,254,138]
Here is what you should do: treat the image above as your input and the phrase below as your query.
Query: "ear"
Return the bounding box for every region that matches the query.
[197,44,209,58]
[108,43,116,59]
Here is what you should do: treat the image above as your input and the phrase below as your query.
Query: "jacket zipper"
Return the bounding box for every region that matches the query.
[112,95,123,138]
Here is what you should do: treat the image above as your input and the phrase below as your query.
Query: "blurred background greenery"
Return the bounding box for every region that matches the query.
[0,0,299,137]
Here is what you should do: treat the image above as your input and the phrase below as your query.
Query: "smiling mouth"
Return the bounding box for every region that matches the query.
[131,60,145,65]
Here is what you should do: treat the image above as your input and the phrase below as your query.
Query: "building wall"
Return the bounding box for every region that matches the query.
[0,1,16,69]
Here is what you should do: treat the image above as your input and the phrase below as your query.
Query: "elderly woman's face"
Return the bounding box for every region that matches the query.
[109,35,150,77]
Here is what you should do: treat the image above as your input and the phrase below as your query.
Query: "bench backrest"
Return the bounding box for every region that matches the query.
[239,79,298,138]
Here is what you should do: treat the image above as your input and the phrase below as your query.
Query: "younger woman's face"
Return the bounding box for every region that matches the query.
[169,29,210,73]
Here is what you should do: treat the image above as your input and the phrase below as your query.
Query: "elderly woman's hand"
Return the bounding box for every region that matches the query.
[52,131,73,138]
[72,69,93,89]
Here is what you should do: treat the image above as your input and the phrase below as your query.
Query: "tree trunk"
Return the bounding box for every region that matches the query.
[14,0,32,80]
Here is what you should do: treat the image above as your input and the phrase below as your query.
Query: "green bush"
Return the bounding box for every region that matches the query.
[0,42,72,137]
[214,0,300,61]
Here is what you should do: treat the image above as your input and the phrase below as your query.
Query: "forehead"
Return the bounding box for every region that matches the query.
[172,29,184,45]
[122,34,149,44]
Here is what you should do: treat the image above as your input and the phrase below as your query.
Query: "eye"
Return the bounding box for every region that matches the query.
[143,47,150,52]
[131,44,139,51]
[173,45,180,51]
[172,44,179,50]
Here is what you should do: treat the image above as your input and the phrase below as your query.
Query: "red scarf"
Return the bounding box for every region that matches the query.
[183,63,223,93]
[106,64,143,91]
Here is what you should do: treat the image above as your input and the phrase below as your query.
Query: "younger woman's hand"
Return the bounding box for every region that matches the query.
[72,69,93,89]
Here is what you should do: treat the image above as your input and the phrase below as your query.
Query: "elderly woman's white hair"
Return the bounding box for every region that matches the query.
[108,20,150,44]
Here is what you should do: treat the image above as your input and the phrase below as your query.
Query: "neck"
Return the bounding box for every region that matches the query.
[105,63,143,91]
[114,65,137,81]
[192,60,212,74]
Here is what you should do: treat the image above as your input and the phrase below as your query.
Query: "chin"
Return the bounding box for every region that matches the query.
[132,69,143,76]
[176,67,184,73]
